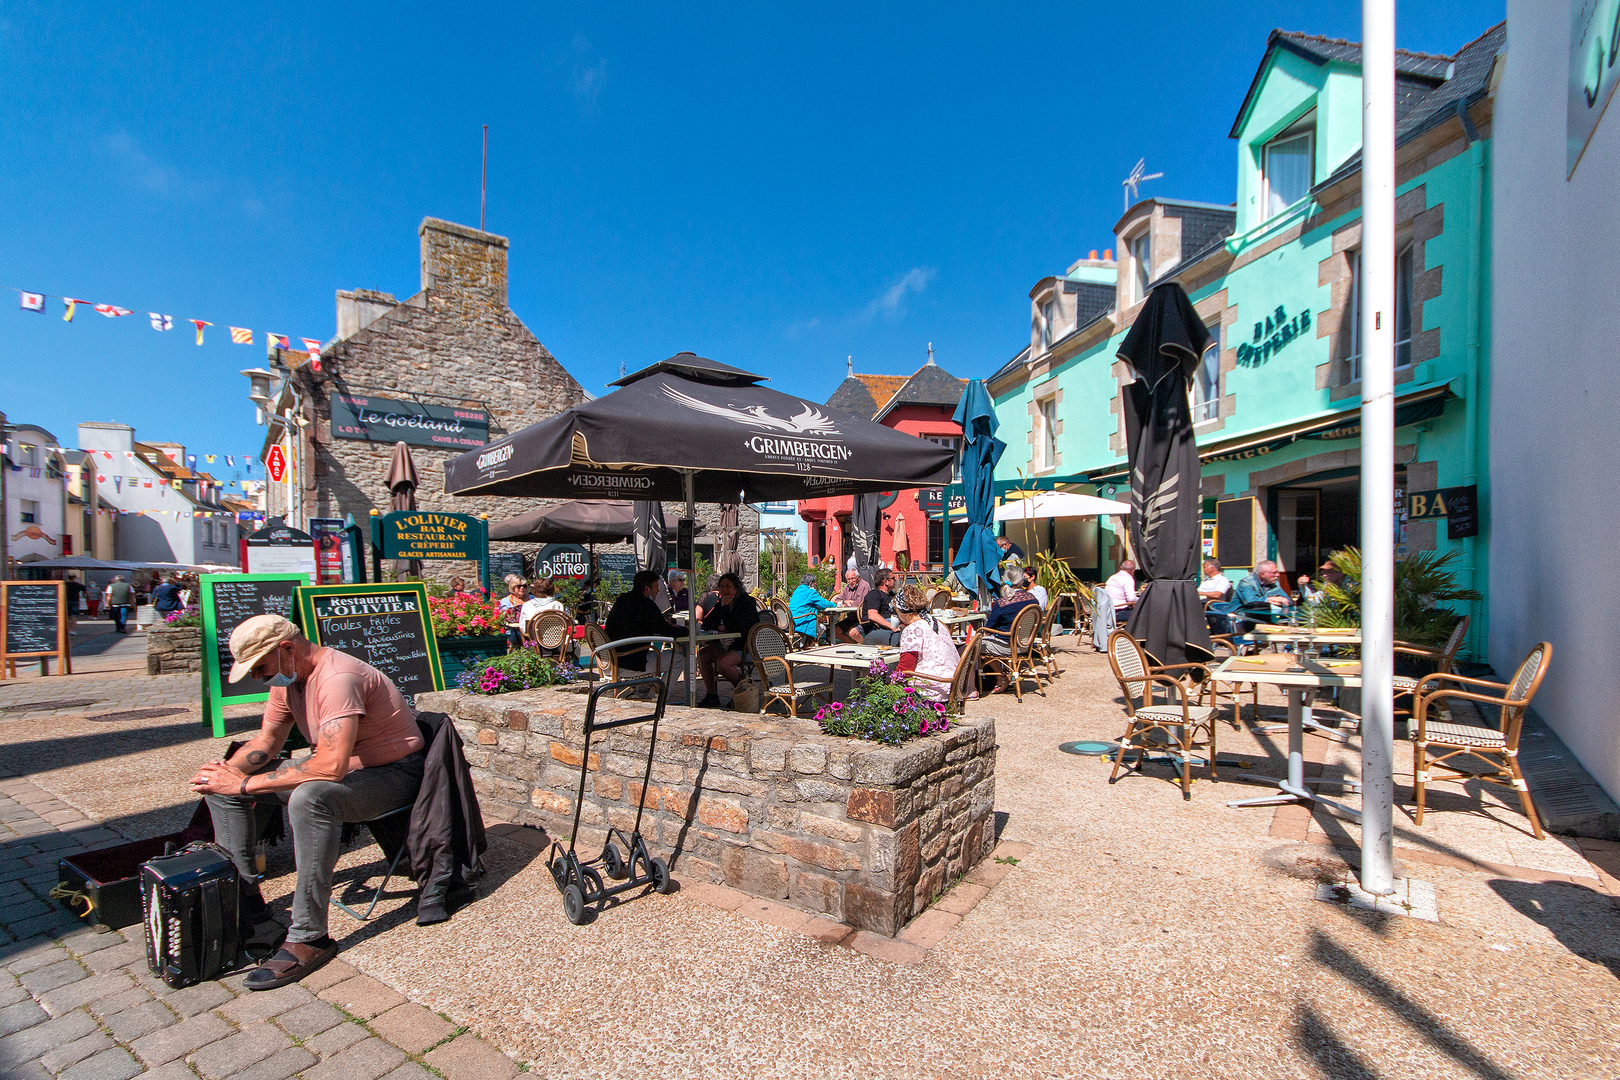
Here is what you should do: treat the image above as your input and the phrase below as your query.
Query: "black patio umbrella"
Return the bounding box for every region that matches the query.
[850,492,882,580]
[384,441,424,580]
[444,352,955,702]
[1118,283,1215,668]
[490,501,691,545]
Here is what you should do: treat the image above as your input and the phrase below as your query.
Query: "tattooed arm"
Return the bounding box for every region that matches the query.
[192,714,361,796]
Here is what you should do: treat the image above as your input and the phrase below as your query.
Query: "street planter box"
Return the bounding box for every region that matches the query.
[417,686,998,936]
[435,635,510,686]
[146,625,203,675]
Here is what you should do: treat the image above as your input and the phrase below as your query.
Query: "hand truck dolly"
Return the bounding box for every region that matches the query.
[547,675,677,925]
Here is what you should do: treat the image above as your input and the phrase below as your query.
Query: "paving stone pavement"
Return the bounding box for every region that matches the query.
[0,766,519,1078]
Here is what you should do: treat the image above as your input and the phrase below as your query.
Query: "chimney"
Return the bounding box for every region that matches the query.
[335,289,398,340]
[419,217,509,308]
[1103,248,1113,262]
[1089,249,1098,260]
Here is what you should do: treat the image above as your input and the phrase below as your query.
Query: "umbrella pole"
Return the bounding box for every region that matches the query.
[684,469,697,707]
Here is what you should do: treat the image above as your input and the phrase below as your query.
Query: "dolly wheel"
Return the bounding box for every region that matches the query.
[603,845,628,880]
[562,885,587,925]
[548,857,569,891]
[650,857,674,894]
[581,866,605,901]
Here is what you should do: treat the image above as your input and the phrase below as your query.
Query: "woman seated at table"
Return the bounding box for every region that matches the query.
[696,573,761,709]
[789,573,834,641]
[894,585,958,701]
[518,577,566,629]
[980,568,1040,658]
[860,569,901,647]
[498,573,531,650]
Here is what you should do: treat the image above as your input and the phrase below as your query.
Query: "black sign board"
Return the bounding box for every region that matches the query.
[488,552,527,581]
[295,583,443,705]
[1407,485,1479,540]
[917,487,967,514]
[2,582,68,675]
[534,543,589,579]
[200,573,310,737]
[1215,497,1256,568]
[596,552,638,579]
[330,393,489,450]
[245,518,317,577]
[677,518,695,572]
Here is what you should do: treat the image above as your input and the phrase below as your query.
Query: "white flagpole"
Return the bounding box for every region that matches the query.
[1359,0,1397,896]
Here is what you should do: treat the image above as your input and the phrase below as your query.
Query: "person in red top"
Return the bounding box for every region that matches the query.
[190,615,425,990]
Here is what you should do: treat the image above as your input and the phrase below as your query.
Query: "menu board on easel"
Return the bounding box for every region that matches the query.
[1,581,69,678]
[295,583,443,705]
[199,573,311,737]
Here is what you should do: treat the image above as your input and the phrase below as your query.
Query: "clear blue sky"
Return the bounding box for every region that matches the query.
[0,1,1503,479]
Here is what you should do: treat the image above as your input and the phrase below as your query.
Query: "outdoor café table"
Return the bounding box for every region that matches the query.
[817,605,858,644]
[782,643,903,670]
[1212,653,1363,817]
[935,611,985,640]
[1242,626,1362,730]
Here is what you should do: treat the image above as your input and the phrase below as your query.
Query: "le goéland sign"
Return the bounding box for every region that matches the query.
[296,583,443,705]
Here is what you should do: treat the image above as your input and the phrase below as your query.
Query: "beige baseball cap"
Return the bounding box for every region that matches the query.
[228,614,299,683]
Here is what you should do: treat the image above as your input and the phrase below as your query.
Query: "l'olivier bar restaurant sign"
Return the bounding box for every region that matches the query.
[331,393,489,449]
[378,511,482,560]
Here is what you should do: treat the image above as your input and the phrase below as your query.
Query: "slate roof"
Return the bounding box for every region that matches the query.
[873,363,966,420]
[826,373,908,418]
[1065,280,1117,329]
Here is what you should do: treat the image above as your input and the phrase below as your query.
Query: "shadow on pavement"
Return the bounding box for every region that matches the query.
[1486,878,1620,981]
[0,714,257,777]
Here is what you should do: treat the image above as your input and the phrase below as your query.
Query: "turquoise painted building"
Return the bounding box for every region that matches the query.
[986,25,1503,658]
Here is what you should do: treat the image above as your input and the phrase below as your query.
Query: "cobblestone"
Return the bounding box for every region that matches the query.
[40,1030,115,1072]
[187,1022,294,1080]
[304,1018,370,1058]
[56,1046,143,1080]
[102,999,177,1042]
[229,1045,318,1080]
[129,1010,233,1065]
[274,999,345,1040]
[300,1036,407,1080]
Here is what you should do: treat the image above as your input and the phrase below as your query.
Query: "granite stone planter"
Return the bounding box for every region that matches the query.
[417,686,998,936]
[146,624,202,675]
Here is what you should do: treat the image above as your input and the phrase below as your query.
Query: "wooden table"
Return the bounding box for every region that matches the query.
[1248,626,1362,645]
[1212,653,1363,816]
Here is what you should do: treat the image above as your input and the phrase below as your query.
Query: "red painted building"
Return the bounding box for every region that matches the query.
[799,360,965,572]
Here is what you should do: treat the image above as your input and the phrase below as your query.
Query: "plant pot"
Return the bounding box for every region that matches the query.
[435,634,509,685]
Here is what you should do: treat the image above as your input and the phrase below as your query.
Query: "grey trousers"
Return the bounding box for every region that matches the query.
[206,752,424,944]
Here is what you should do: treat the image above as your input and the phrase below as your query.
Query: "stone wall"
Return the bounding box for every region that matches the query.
[417,687,997,936]
[146,625,201,674]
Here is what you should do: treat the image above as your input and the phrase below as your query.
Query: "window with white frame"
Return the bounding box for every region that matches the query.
[1039,397,1059,469]
[1347,242,1416,381]
[1128,230,1152,303]
[1192,324,1221,423]
[1262,112,1315,220]
[923,435,962,482]
[1040,297,1058,350]
[20,500,39,524]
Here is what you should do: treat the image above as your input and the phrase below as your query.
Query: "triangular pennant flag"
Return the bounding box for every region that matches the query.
[96,473,106,484]
[186,455,196,466]
[191,319,212,345]
[149,313,173,331]
[19,291,44,312]
[301,338,322,355]
[226,455,235,466]
[63,298,87,321]
[205,455,215,463]
[94,304,133,318]
[230,327,253,345]
[114,477,122,492]
[268,334,289,350]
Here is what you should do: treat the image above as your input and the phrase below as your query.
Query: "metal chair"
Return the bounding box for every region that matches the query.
[904,633,982,715]
[331,804,413,921]
[748,623,832,717]
[1411,641,1552,839]
[1105,629,1219,799]
[591,635,676,696]
[978,603,1044,701]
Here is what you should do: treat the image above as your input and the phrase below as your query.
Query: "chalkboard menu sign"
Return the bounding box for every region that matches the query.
[1215,497,1255,569]
[296,583,443,705]
[595,552,638,579]
[488,552,527,581]
[1,581,69,677]
[200,573,311,737]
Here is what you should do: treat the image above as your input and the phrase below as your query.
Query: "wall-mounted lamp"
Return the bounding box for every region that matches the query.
[241,367,275,409]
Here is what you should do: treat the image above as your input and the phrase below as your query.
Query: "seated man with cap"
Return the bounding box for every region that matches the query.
[189,615,425,990]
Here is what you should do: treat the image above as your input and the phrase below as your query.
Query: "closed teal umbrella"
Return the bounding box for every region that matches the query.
[949,379,1006,602]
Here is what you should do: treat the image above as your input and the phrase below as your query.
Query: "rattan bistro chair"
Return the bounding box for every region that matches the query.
[1205,634,1260,727]
[1410,641,1552,840]
[930,589,954,612]
[1029,602,1065,682]
[748,623,832,718]
[524,609,572,659]
[579,624,610,681]
[1393,616,1470,712]
[904,633,982,716]
[978,603,1044,702]
[1106,629,1219,799]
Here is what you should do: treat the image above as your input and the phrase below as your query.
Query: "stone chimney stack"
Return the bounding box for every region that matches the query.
[419,217,509,310]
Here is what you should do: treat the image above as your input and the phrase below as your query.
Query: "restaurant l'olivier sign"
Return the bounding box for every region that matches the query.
[331,393,489,450]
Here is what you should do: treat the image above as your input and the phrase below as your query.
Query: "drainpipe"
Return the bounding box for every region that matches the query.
[1457,97,1485,660]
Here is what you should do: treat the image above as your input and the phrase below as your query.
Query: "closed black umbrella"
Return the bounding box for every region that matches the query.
[632,501,667,575]
[849,493,882,579]
[1118,284,1214,668]
[384,441,424,580]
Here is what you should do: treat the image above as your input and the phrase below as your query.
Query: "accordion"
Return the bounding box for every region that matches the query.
[140,843,243,988]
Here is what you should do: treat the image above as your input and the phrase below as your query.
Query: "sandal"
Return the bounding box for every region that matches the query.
[244,939,339,991]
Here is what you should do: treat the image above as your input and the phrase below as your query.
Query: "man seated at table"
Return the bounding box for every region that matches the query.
[832,567,870,643]
[1105,559,1139,619]
[696,573,761,709]
[189,616,425,990]
[1197,559,1233,601]
[1295,558,1343,604]
[789,572,835,641]
[996,534,1025,562]
[978,567,1041,660]
[860,568,902,646]
[1234,560,1292,624]
[605,570,684,675]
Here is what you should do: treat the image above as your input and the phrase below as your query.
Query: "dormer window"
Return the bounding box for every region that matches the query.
[1128,230,1152,303]
[1262,111,1315,221]
[1040,297,1058,349]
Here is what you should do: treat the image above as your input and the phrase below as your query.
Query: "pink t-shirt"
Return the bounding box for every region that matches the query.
[264,647,422,770]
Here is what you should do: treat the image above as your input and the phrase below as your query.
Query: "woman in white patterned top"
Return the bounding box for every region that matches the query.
[894,585,959,701]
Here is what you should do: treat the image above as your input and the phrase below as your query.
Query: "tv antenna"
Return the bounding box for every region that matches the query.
[1122,158,1163,211]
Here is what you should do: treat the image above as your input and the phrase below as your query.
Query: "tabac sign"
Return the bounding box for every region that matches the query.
[331,393,489,450]
[377,511,483,560]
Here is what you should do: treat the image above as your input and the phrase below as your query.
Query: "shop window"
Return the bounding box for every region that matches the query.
[927,516,945,566]
[1192,324,1221,423]
[1262,113,1315,220]
[1348,243,1416,381]
[1128,230,1152,303]
[922,435,962,482]
[20,500,39,524]
[1038,397,1059,470]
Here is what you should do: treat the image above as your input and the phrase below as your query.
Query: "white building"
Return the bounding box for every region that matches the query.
[2,423,69,574]
[77,422,242,568]
[1490,0,1620,801]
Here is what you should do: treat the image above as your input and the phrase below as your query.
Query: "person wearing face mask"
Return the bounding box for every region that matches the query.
[189,615,425,990]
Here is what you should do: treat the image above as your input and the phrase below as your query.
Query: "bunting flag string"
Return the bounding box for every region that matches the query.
[5,287,322,360]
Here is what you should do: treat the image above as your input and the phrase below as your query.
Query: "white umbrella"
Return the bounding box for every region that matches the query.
[993,491,1130,521]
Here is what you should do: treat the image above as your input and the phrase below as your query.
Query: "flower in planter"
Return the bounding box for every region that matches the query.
[815,661,950,746]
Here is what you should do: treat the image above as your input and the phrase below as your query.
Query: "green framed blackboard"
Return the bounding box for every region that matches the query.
[200,573,311,737]
[295,582,444,705]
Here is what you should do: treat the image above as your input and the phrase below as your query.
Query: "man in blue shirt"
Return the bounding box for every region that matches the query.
[1234,560,1291,624]
[789,573,834,641]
